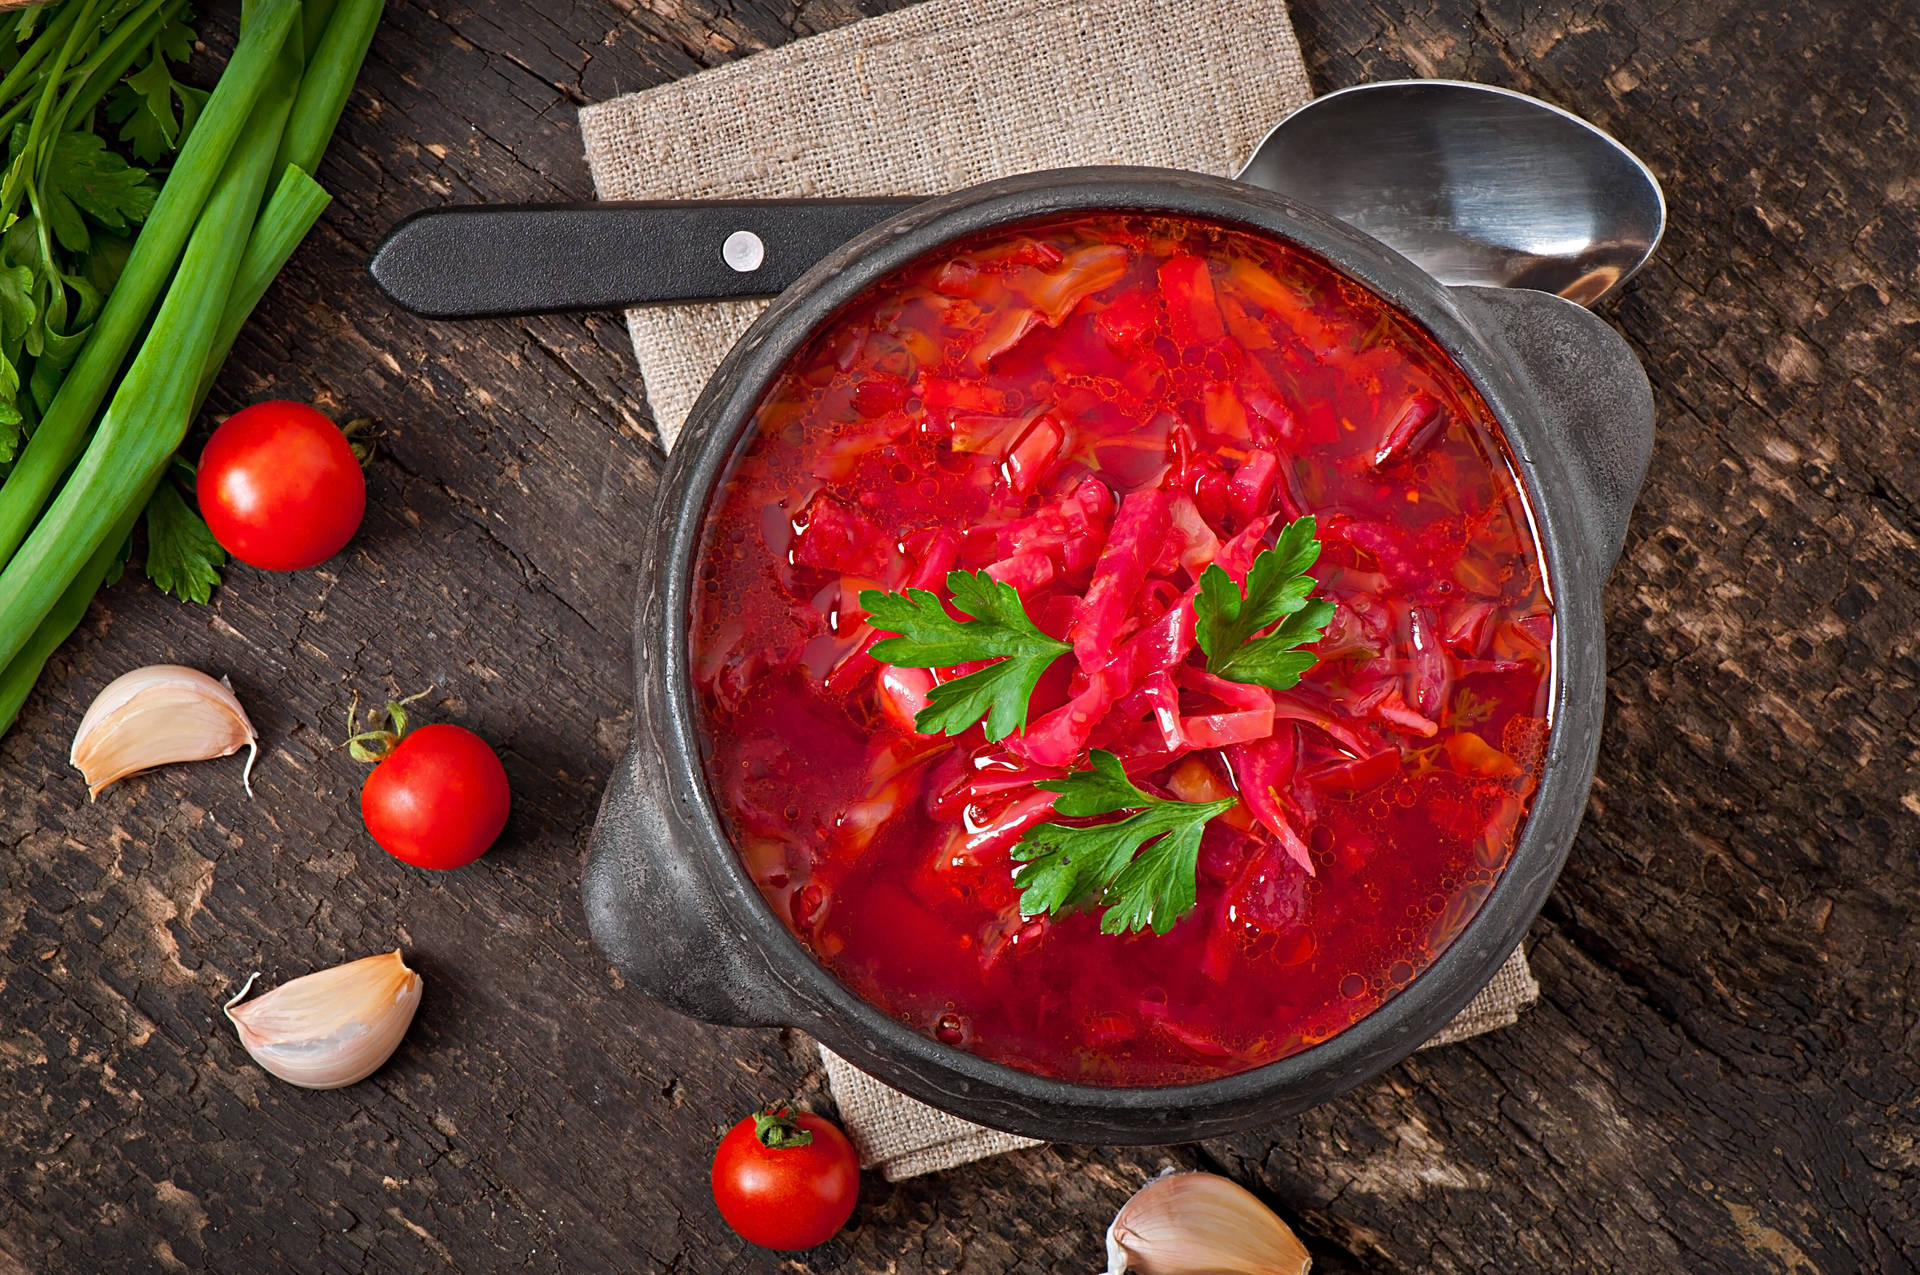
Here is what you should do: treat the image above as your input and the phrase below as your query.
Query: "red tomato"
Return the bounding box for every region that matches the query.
[711,1107,859,1250]
[197,401,366,571]
[361,724,510,870]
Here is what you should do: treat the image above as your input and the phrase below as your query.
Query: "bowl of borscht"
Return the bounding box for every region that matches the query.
[585,168,1654,1143]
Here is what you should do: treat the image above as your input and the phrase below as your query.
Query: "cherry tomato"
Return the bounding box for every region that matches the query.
[361,724,511,870]
[711,1106,859,1250]
[197,400,366,571]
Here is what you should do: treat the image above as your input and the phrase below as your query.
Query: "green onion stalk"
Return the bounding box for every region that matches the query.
[0,0,383,730]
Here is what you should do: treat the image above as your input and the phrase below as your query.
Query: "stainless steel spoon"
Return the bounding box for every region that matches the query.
[1239,79,1664,306]
[370,78,1664,318]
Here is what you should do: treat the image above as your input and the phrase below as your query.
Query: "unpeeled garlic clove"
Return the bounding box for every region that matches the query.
[1107,1171,1311,1275]
[70,664,258,799]
[224,950,423,1089]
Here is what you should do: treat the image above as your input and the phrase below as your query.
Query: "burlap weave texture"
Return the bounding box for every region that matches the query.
[580,0,1315,446]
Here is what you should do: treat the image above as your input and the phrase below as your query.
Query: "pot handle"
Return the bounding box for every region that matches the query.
[1451,285,1655,571]
[583,739,794,1028]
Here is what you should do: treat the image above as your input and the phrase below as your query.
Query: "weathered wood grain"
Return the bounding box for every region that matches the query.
[2,0,1915,1270]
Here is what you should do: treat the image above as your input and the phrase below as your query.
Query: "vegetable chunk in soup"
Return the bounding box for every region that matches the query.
[690,211,1553,1085]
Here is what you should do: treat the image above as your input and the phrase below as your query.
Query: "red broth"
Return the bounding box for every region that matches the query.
[689,211,1553,1085]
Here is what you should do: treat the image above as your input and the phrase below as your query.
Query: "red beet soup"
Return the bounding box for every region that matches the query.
[689,211,1553,1085]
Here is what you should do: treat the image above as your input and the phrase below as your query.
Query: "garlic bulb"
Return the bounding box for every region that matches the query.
[70,664,258,799]
[1107,1171,1311,1275]
[224,951,423,1089]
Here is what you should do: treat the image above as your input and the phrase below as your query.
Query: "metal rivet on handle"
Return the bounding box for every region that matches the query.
[721,230,765,273]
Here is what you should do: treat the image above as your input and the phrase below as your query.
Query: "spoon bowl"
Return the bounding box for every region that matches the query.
[1236,80,1665,306]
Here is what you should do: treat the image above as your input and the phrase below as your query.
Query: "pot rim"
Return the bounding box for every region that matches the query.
[649,166,1599,1121]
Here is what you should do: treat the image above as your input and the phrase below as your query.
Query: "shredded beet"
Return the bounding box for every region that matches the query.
[690,211,1553,1085]
[1072,490,1170,665]
[1226,728,1313,874]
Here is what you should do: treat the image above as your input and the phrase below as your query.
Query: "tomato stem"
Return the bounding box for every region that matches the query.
[341,416,377,469]
[341,687,432,764]
[751,1104,815,1150]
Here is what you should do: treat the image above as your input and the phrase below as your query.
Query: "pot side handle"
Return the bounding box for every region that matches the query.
[1451,285,1655,572]
[584,741,792,1028]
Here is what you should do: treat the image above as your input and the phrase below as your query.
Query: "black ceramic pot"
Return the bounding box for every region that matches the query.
[584,167,1654,1144]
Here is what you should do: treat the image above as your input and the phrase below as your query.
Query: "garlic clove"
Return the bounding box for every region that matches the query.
[224,950,423,1090]
[70,664,259,799]
[1107,1171,1311,1275]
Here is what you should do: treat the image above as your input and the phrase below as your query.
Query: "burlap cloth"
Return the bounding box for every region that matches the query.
[581,0,1541,1180]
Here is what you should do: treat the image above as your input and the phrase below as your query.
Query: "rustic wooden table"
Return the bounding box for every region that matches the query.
[3,0,1915,1270]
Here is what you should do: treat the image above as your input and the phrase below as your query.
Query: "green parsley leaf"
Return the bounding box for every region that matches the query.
[77,231,131,309]
[1194,513,1337,690]
[109,55,203,164]
[29,315,89,412]
[62,266,104,329]
[0,261,35,346]
[1,203,62,361]
[152,13,197,66]
[142,469,225,604]
[102,527,133,589]
[1012,751,1236,935]
[0,348,21,463]
[38,131,159,254]
[1447,686,1496,727]
[861,569,1071,742]
[103,15,203,163]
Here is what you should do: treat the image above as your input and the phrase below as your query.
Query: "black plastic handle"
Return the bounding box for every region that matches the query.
[369,198,924,318]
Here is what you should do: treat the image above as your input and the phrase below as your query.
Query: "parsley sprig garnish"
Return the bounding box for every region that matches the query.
[860,569,1071,741]
[1012,751,1236,935]
[1194,514,1336,689]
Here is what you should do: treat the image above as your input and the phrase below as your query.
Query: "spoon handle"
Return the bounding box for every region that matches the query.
[369,198,924,318]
